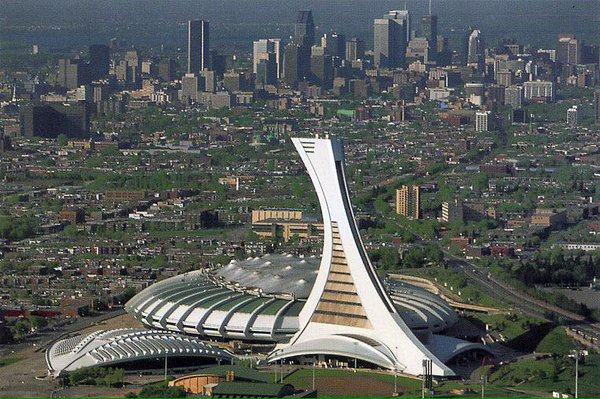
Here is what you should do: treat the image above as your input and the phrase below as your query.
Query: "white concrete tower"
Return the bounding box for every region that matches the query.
[268,137,454,377]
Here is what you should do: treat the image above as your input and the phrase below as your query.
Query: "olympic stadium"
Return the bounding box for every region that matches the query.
[125,254,459,341]
[48,137,491,378]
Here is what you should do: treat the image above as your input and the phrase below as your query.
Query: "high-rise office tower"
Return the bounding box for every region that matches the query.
[374,15,406,69]
[158,58,176,82]
[396,185,420,220]
[125,49,140,69]
[188,20,210,73]
[283,43,310,87]
[294,10,315,46]
[181,73,203,104]
[388,10,411,44]
[200,70,216,93]
[256,54,278,87]
[557,35,581,66]
[58,58,88,90]
[88,44,110,80]
[321,32,345,59]
[345,38,365,62]
[406,37,431,63]
[208,50,226,78]
[466,29,483,68]
[421,14,437,61]
[253,39,282,79]
[310,46,333,88]
[595,89,600,124]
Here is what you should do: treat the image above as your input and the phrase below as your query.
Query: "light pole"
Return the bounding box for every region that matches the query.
[569,350,583,399]
[164,353,168,381]
[481,375,487,398]
[393,346,399,397]
[312,362,316,391]
[353,342,358,371]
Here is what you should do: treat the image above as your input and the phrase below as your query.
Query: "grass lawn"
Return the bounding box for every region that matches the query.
[282,368,422,398]
[0,357,22,368]
[535,327,577,355]
[487,354,600,398]
[467,313,560,352]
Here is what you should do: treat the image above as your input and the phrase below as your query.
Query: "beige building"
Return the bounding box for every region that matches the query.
[396,185,420,219]
[251,208,323,242]
[530,208,567,229]
[251,209,303,223]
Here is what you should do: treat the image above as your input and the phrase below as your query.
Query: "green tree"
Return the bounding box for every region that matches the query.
[56,134,69,146]
[14,320,31,337]
[30,316,48,332]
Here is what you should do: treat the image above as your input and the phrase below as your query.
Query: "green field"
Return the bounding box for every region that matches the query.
[0,357,21,368]
[282,368,422,398]
[488,354,600,398]
[535,327,577,355]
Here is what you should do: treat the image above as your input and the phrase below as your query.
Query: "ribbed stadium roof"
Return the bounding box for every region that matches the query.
[125,255,458,342]
[46,329,232,377]
[216,254,320,299]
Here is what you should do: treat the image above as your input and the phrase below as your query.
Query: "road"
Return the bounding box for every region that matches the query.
[443,252,600,341]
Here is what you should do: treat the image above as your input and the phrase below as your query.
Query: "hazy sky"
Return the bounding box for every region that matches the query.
[1,0,599,51]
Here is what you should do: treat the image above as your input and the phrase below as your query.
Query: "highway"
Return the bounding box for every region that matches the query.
[443,252,600,342]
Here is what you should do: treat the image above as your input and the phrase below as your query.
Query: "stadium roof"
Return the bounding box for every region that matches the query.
[46,329,232,377]
[125,255,459,342]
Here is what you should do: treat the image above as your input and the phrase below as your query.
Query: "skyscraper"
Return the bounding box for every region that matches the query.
[310,46,333,88]
[188,20,209,74]
[181,73,203,104]
[20,103,90,138]
[294,10,315,46]
[388,10,411,43]
[253,39,282,78]
[466,29,483,68]
[88,44,110,80]
[557,35,581,67]
[283,43,310,87]
[256,55,277,87]
[58,58,88,90]
[396,185,420,220]
[158,58,176,82]
[345,38,365,62]
[421,14,438,61]
[321,32,345,59]
[374,15,406,69]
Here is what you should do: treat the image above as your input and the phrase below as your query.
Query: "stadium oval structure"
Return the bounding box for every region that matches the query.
[46,329,233,377]
[124,137,492,376]
[125,254,458,342]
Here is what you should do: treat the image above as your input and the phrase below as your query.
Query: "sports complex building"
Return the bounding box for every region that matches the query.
[48,137,490,378]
